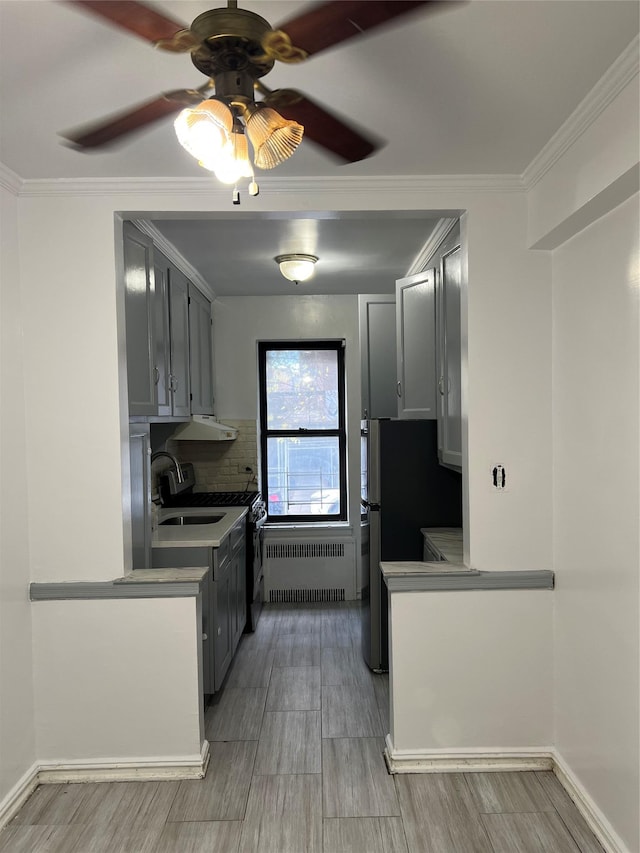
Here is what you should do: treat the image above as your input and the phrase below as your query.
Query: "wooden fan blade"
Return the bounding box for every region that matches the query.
[60,95,186,149]
[271,0,434,59]
[263,89,381,163]
[70,1,186,44]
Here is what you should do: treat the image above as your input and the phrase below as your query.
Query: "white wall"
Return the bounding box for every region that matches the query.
[552,193,639,853]
[6,182,551,816]
[527,44,639,250]
[0,180,36,807]
[389,590,553,754]
[32,597,203,763]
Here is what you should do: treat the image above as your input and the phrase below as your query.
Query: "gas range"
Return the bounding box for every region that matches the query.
[159,464,265,521]
[163,490,266,523]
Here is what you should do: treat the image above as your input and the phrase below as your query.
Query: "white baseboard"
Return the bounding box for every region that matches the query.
[0,762,40,830]
[383,737,630,853]
[0,741,210,831]
[552,749,630,853]
[384,735,553,774]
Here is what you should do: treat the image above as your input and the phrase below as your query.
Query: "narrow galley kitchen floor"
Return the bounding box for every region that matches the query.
[1,603,604,853]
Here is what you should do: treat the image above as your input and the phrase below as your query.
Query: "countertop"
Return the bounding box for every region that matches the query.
[152,506,248,549]
[421,527,464,563]
[382,526,554,592]
[115,567,209,584]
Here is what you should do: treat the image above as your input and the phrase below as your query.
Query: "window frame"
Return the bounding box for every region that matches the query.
[258,340,348,523]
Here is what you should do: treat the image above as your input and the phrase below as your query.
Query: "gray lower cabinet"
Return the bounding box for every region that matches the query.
[151,517,247,695]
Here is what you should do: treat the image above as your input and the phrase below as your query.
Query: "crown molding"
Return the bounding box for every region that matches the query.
[523,35,639,190]
[14,173,524,199]
[406,217,458,275]
[0,163,23,195]
[132,219,217,302]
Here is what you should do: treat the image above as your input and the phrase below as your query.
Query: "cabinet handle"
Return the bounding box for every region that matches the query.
[202,633,208,642]
[438,376,445,395]
[396,381,402,398]
[169,374,178,392]
[153,366,160,385]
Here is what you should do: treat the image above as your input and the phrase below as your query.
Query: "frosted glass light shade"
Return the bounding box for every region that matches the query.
[276,254,318,283]
[208,131,253,184]
[174,99,233,167]
[246,106,304,170]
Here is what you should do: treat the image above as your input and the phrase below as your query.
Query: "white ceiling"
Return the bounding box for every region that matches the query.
[1,0,637,296]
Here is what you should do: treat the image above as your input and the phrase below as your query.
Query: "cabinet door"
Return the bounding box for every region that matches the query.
[440,245,463,468]
[168,266,191,417]
[123,223,157,416]
[213,558,232,690]
[236,539,247,641]
[395,269,437,419]
[231,539,246,651]
[358,295,397,419]
[188,285,215,415]
[153,257,172,418]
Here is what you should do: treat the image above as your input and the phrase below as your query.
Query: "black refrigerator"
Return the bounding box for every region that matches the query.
[361,418,462,671]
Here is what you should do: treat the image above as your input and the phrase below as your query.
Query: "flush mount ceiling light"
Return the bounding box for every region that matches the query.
[275,254,318,284]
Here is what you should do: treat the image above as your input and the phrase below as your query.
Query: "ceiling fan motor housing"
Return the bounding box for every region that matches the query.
[189,7,275,80]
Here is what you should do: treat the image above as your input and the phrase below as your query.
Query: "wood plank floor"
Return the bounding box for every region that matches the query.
[1,602,604,853]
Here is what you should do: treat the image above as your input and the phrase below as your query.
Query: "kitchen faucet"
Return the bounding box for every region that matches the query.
[151,451,184,484]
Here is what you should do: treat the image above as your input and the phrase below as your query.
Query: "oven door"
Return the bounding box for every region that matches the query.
[252,512,266,593]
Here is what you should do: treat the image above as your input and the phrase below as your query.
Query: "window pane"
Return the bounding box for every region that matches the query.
[265,349,339,430]
[267,435,341,516]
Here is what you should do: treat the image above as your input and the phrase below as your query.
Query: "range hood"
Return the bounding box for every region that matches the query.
[170,416,238,441]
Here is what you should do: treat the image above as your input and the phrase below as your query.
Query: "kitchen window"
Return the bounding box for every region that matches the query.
[258,341,347,523]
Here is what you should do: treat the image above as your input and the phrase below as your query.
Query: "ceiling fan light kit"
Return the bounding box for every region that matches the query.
[246,106,304,170]
[173,98,233,164]
[276,254,318,284]
[65,0,435,201]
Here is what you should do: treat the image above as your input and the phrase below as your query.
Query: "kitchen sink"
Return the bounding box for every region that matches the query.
[159,514,224,526]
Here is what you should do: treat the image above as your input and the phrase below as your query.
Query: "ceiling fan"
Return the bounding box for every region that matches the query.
[62,0,446,195]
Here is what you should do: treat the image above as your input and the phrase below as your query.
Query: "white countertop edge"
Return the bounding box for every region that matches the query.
[152,506,248,549]
[381,566,555,592]
[381,560,475,576]
[30,580,205,600]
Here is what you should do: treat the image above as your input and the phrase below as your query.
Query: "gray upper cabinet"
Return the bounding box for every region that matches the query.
[358,294,397,420]
[123,222,157,417]
[433,220,463,470]
[154,252,192,418]
[167,266,192,417]
[439,244,463,468]
[153,256,172,418]
[188,283,215,416]
[395,269,437,419]
[123,222,214,420]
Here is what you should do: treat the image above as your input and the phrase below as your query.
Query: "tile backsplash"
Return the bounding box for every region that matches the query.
[167,419,259,492]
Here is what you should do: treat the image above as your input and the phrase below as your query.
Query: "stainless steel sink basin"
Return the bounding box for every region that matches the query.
[159,514,224,526]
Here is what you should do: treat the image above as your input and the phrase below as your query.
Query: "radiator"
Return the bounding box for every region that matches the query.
[264,538,356,601]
